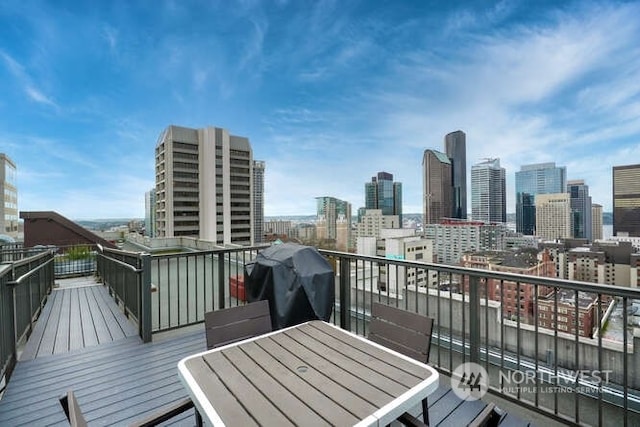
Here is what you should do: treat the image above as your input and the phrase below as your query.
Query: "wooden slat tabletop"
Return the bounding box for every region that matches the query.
[179,320,439,426]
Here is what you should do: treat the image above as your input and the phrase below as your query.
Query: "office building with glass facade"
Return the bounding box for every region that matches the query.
[567,180,592,241]
[422,149,452,225]
[365,171,402,223]
[515,162,566,235]
[471,158,506,223]
[445,130,467,219]
[613,164,640,237]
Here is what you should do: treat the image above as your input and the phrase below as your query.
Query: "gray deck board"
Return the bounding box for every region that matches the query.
[38,288,64,355]
[78,287,99,347]
[69,288,83,351]
[18,291,56,361]
[53,288,71,354]
[19,278,138,361]
[85,284,117,343]
[0,326,206,426]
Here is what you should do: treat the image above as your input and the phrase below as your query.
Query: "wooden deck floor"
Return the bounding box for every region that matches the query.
[19,277,138,361]
[0,327,206,426]
[0,277,537,426]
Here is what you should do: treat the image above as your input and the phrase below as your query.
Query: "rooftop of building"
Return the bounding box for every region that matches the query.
[539,289,598,308]
[465,247,542,269]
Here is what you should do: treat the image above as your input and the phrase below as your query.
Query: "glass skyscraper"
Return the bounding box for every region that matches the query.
[567,180,592,241]
[422,149,452,225]
[445,130,467,219]
[471,158,506,223]
[365,171,402,223]
[515,162,567,235]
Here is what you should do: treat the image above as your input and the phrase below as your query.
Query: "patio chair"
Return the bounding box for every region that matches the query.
[204,299,272,349]
[368,302,434,426]
[59,390,196,427]
[468,402,503,427]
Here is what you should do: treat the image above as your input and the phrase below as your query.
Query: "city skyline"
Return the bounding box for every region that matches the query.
[2,1,640,219]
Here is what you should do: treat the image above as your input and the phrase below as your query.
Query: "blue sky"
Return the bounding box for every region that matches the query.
[1,1,639,220]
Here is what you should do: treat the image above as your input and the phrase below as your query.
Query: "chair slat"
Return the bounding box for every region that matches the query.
[369,303,434,363]
[368,302,434,427]
[205,300,272,350]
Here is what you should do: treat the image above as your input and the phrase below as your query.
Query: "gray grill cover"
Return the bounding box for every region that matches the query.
[245,243,335,330]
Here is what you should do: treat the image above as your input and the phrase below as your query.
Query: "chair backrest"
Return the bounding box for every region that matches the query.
[368,302,433,363]
[59,391,88,427]
[205,300,272,350]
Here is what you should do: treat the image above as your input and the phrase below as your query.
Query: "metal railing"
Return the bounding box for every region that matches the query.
[149,245,266,332]
[143,245,640,424]
[318,249,640,427]
[95,244,267,341]
[5,240,638,425]
[96,245,152,343]
[53,245,97,278]
[0,250,55,395]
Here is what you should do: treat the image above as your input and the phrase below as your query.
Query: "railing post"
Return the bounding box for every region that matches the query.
[217,252,226,310]
[139,253,152,343]
[339,257,351,331]
[469,275,480,364]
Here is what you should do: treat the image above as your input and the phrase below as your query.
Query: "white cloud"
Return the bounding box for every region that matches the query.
[25,85,58,108]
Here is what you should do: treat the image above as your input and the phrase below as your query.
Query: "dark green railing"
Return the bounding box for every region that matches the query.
[53,245,97,278]
[96,245,152,343]
[149,245,266,332]
[0,250,54,395]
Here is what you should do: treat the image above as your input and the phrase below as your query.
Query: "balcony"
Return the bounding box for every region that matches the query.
[0,242,639,425]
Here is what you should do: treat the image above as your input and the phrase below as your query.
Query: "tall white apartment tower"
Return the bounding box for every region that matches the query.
[471,158,506,223]
[155,125,253,245]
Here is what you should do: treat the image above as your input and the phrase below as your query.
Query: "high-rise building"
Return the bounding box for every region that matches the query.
[613,164,640,237]
[316,196,352,251]
[567,180,592,241]
[264,220,292,237]
[365,171,402,222]
[515,162,567,235]
[424,219,508,264]
[253,160,265,243]
[471,158,506,223]
[0,154,18,240]
[535,193,572,240]
[354,209,400,240]
[144,188,156,237]
[422,149,452,225]
[592,203,603,241]
[155,125,254,245]
[445,131,467,219]
[516,193,536,235]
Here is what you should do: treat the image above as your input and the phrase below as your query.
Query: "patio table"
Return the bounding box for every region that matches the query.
[178,320,439,426]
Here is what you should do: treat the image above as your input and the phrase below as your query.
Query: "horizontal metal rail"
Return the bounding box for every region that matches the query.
[0,249,54,394]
